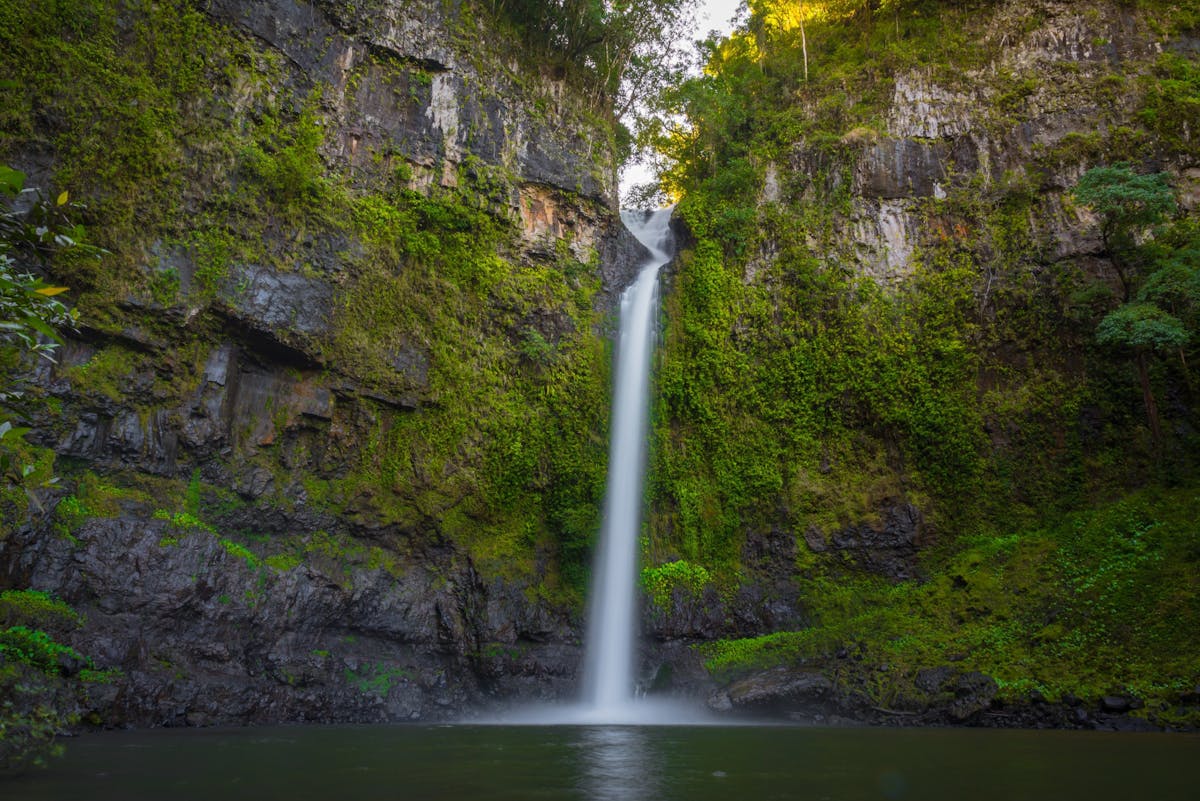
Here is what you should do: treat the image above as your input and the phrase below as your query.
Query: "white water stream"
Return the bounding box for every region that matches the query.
[483,208,706,725]
[578,208,674,719]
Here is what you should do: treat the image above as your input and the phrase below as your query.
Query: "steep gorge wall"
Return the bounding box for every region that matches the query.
[649,0,1200,593]
[801,3,1200,285]
[640,0,1200,725]
[0,0,647,724]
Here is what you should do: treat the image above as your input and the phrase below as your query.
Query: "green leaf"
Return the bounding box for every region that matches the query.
[0,165,25,196]
[19,314,63,343]
[1096,302,1189,352]
[0,423,31,441]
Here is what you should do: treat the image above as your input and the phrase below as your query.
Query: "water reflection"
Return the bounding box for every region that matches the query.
[10,724,1200,801]
[576,726,660,801]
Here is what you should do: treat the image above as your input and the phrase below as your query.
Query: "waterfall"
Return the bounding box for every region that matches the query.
[481,208,707,725]
[579,207,674,719]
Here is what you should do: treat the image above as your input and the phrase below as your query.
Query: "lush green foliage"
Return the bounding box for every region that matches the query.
[0,167,78,360]
[1,164,105,531]
[2,0,1197,735]
[647,187,986,572]
[641,559,711,608]
[1073,164,1176,294]
[703,483,1200,722]
[0,626,84,675]
[647,0,1200,714]
[1096,302,1188,351]
[1072,164,1196,443]
[0,590,109,774]
[0,0,622,596]
[484,0,697,117]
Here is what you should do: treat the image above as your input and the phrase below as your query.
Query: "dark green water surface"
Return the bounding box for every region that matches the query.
[6,724,1197,800]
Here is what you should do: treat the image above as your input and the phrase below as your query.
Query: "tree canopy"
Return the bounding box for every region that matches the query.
[1072,163,1192,446]
[485,0,698,117]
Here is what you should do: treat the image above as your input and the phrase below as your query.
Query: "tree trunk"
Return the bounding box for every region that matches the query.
[1137,350,1162,448]
[800,10,808,82]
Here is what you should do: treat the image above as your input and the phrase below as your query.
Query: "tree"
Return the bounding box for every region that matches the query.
[0,167,78,362]
[486,0,698,116]
[1073,163,1176,300]
[1,165,97,512]
[1072,164,1188,447]
[1095,302,1187,445]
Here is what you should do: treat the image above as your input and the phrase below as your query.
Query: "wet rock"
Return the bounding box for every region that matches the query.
[888,75,979,139]
[855,138,947,199]
[220,263,333,341]
[1101,714,1159,732]
[0,513,584,725]
[722,667,834,713]
[209,0,614,206]
[1101,695,1132,713]
[386,346,429,390]
[483,578,574,645]
[597,214,654,320]
[914,666,954,694]
[849,198,920,283]
[56,650,89,677]
[805,504,928,581]
[706,690,733,713]
[0,0,646,734]
[949,671,998,722]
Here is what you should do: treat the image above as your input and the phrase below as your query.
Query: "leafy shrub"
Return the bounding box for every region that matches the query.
[0,625,85,675]
[0,590,81,631]
[641,559,712,609]
[219,538,259,570]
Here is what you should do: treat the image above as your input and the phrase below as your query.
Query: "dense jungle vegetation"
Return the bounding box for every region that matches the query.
[0,0,652,768]
[636,0,1200,721]
[0,0,630,588]
[2,0,1200,768]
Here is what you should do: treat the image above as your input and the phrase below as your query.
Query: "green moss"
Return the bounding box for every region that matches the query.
[1138,51,1200,157]
[51,495,87,542]
[52,472,147,544]
[264,552,302,572]
[641,560,712,610]
[0,625,85,675]
[343,662,411,697]
[153,509,215,535]
[646,184,989,573]
[0,0,244,298]
[703,484,1200,722]
[184,468,202,516]
[0,587,105,771]
[236,97,331,214]
[2,0,623,604]
[219,538,259,570]
[63,345,139,403]
[0,590,81,630]
[298,530,405,583]
[0,441,57,537]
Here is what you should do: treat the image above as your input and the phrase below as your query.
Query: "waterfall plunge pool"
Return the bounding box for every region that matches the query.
[8,723,1196,800]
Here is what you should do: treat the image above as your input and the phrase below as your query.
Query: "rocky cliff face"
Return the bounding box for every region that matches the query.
[4,0,1194,731]
[0,0,649,725]
[778,3,1199,287]
[643,0,1200,728]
